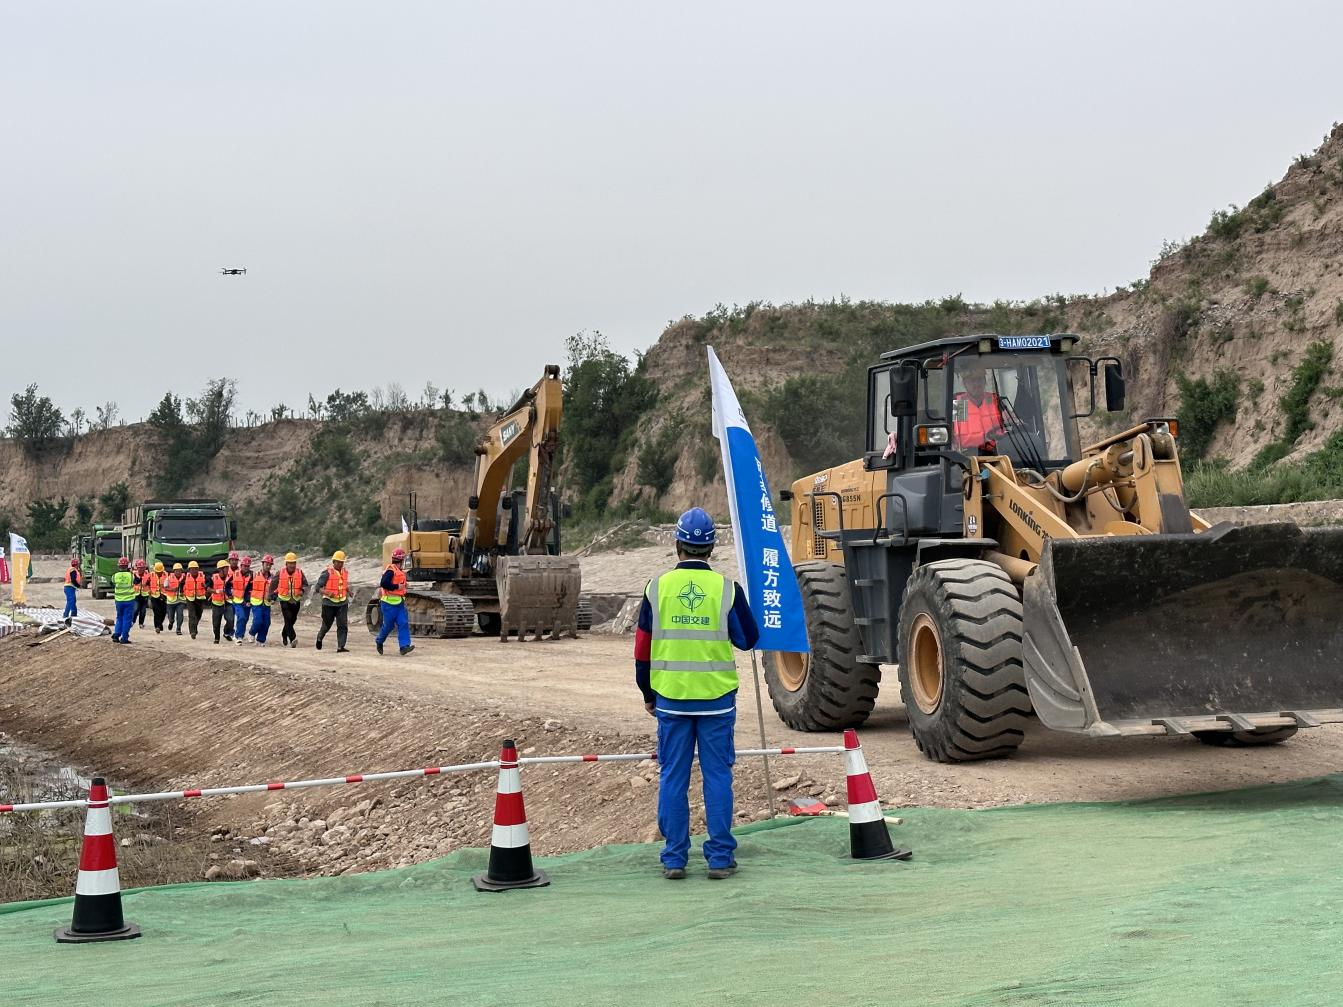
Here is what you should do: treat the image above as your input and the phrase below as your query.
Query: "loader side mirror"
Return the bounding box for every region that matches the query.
[1104,362,1125,412]
[888,365,917,418]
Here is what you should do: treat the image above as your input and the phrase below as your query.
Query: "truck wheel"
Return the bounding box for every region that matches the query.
[92,586,104,600]
[897,559,1032,763]
[763,562,879,731]
[1193,726,1298,747]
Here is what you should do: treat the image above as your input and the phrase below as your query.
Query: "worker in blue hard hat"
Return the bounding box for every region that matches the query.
[635,507,759,880]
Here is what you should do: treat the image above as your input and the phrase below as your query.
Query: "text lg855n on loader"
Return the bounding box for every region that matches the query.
[764,333,1343,761]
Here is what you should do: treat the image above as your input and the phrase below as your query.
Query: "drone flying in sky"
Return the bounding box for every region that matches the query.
[220,267,247,276]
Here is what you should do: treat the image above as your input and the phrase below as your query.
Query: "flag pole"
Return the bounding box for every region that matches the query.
[748,651,775,818]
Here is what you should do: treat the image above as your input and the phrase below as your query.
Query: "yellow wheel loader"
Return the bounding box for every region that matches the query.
[765,333,1343,761]
[366,364,586,640]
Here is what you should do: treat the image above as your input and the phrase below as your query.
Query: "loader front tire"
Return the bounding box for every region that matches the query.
[1193,725,1298,747]
[897,559,1032,763]
[763,562,879,731]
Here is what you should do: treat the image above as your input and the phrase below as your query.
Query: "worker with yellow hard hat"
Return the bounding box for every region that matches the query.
[210,559,233,644]
[275,551,307,649]
[181,560,207,640]
[149,560,168,634]
[314,550,351,652]
[163,562,185,636]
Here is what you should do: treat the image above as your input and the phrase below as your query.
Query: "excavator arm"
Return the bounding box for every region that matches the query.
[464,364,563,554]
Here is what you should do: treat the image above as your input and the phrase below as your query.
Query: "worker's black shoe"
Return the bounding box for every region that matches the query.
[314,639,322,651]
[290,639,297,649]
[337,646,349,653]
[706,861,738,880]
[662,867,686,880]
[400,645,414,656]
[176,629,182,636]
[376,641,383,655]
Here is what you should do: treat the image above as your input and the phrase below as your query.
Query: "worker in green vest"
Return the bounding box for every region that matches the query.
[111,557,137,644]
[634,507,759,880]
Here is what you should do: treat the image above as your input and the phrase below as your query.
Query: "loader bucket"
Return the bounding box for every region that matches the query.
[496,554,582,640]
[1021,522,1343,737]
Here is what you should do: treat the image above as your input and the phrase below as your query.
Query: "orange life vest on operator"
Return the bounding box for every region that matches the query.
[953,392,1003,450]
[321,566,349,604]
[276,568,304,602]
[210,572,229,605]
[381,564,407,604]
[183,571,206,601]
[250,570,272,606]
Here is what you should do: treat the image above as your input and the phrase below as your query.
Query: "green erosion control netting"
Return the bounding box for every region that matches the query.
[6,777,1343,1006]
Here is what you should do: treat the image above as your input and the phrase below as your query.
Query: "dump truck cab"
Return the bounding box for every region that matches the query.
[766,333,1343,761]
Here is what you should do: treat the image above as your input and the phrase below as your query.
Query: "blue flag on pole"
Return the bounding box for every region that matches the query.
[708,347,810,654]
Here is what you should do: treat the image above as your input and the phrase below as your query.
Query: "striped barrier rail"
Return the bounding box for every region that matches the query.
[0,745,845,814]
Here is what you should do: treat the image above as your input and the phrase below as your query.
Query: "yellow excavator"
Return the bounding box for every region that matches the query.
[765,333,1343,760]
[366,364,586,640]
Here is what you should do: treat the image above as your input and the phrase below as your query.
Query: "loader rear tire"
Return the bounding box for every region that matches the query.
[897,559,1032,763]
[763,562,879,731]
[1193,726,1298,747]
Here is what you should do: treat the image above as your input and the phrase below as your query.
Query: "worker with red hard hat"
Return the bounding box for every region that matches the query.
[63,557,82,620]
[111,557,136,644]
[222,550,242,641]
[246,554,277,646]
[133,558,151,629]
[374,546,413,656]
[231,555,253,646]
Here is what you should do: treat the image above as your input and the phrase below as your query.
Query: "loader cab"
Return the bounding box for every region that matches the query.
[866,334,1089,537]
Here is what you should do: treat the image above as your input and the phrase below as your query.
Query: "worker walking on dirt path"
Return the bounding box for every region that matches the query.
[314,550,351,652]
[636,507,759,881]
[247,554,277,646]
[182,560,206,639]
[133,558,151,628]
[111,557,136,644]
[222,550,242,641]
[164,562,185,635]
[210,559,232,644]
[375,547,414,656]
[149,561,168,633]
[275,552,306,648]
[231,555,253,645]
[63,557,82,619]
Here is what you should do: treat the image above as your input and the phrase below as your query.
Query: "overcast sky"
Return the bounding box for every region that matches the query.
[3,1,1342,422]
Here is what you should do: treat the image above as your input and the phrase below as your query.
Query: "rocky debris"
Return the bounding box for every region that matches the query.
[772,773,802,791]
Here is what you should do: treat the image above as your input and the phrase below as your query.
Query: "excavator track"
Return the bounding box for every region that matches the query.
[365,590,476,639]
[496,555,582,640]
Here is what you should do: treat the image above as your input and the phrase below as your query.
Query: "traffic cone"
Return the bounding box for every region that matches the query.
[844,729,911,862]
[473,739,550,892]
[54,778,142,943]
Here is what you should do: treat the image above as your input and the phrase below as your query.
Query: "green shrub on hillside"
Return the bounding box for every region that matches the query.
[1174,371,1239,463]
[1188,430,1343,507]
[636,423,680,496]
[1249,340,1333,468]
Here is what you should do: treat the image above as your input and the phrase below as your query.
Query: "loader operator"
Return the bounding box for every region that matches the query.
[954,360,1004,450]
[635,507,759,881]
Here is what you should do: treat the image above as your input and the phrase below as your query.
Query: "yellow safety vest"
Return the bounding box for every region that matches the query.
[646,568,738,701]
[113,570,136,603]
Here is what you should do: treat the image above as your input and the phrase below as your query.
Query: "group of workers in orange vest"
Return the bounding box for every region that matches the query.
[101,548,413,655]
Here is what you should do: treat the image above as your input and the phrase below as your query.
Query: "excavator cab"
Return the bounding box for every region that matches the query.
[767,332,1343,762]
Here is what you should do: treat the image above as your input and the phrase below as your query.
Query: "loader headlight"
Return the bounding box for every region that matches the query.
[917,425,950,446]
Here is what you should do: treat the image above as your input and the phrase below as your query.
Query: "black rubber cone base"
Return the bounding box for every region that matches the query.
[850,819,912,862]
[473,868,550,892]
[54,921,141,943]
[854,847,912,862]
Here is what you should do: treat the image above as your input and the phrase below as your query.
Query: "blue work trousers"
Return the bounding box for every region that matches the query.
[655,707,737,870]
[63,585,78,618]
[112,600,135,642]
[249,605,272,643]
[376,601,410,650]
[232,602,250,639]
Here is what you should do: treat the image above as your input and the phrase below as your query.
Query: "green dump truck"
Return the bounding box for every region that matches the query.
[121,500,237,573]
[90,524,122,599]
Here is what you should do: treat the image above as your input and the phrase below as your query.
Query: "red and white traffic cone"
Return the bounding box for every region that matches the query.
[473,739,550,892]
[54,777,142,943]
[844,729,911,862]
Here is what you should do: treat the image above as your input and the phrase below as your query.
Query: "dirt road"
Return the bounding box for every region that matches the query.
[16,580,1343,810]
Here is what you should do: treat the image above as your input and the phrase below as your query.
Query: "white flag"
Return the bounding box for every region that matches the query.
[401,516,410,534]
[9,533,29,555]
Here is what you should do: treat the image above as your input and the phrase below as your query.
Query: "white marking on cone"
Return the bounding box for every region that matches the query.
[83,804,113,837]
[74,867,123,897]
[490,823,532,849]
[497,766,521,795]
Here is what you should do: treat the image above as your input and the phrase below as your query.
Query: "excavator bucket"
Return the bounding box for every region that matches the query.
[1021,522,1343,738]
[496,555,582,641]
